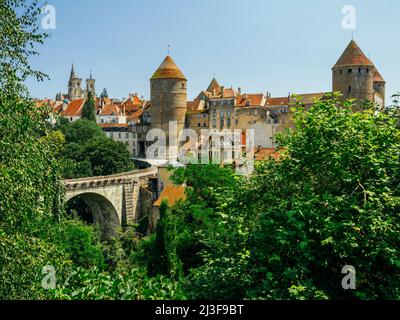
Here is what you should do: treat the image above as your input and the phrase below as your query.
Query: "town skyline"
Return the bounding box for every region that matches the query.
[26,0,399,105]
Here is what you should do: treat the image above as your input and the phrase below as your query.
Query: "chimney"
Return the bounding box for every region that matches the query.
[220,86,225,95]
[238,87,242,94]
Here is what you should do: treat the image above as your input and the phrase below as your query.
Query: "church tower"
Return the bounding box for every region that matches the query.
[150,55,187,160]
[86,71,96,98]
[68,64,83,101]
[332,40,375,103]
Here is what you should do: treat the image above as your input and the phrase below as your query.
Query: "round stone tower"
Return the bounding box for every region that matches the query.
[373,69,386,107]
[150,55,187,160]
[332,40,374,103]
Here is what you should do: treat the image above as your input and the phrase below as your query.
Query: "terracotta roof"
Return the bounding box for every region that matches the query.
[153,185,186,207]
[222,88,237,98]
[126,109,144,122]
[334,40,373,67]
[206,78,221,93]
[151,55,186,80]
[53,101,64,113]
[266,97,290,106]
[373,68,385,82]
[99,123,129,128]
[254,148,281,161]
[236,94,265,107]
[62,99,85,117]
[100,104,121,116]
[124,102,141,115]
[187,100,201,111]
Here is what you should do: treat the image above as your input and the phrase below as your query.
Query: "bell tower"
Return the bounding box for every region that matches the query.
[68,63,83,101]
[86,71,96,98]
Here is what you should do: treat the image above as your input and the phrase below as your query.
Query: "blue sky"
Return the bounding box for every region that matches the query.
[26,0,399,104]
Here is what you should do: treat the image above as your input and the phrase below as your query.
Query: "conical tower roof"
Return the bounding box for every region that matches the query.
[334,40,373,67]
[206,77,221,93]
[151,55,186,80]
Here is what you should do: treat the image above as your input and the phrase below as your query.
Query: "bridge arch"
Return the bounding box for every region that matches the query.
[66,192,120,239]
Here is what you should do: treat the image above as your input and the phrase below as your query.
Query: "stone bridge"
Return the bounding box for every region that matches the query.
[64,167,157,238]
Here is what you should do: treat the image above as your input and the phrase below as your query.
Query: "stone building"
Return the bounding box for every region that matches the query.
[332,40,385,108]
[149,55,188,161]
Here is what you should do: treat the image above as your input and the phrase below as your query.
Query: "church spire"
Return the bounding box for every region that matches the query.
[69,63,76,82]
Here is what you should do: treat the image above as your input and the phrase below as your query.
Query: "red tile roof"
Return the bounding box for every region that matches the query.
[100,104,121,116]
[124,102,141,115]
[334,40,373,67]
[266,97,290,106]
[99,123,129,128]
[236,94,265,107]
[153,185,186,207]
[61,99,85,117]
[206,78,221,93]
[373,68,385,82]
[187,100,201,111]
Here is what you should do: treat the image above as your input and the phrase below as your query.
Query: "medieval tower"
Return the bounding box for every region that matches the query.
[68,64,83,101]
[332,40,386,107]
[67,64,96,101]
[86,71,96,98]
[149,55,187,160]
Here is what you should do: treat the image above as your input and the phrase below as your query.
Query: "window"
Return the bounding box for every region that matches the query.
[212,119,216,128]
[340,69,343,74]
[235,119,239,126]
[227,118,231,128]
[197,123,201,127]
[118,133,122,139]
[348,68,352,74]
[203,114,207,118]
[366,68,369,73]
[358,68,361,73]
[125,133,129,139]
[348,86,352,92]
[181,83,185,89]
[203,123,207,127]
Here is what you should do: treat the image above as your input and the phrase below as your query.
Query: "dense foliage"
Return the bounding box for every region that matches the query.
[81,91,96,122]
[157,96,400,300]
[55,118,135,178]
[1,0,399,301]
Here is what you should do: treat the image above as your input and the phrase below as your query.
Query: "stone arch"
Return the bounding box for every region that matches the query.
[66,192,120,239]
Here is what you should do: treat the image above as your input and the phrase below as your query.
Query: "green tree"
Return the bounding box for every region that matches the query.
[247,95,400,299]
[0,0,71,299]
[81,91,96,122]
[56,119,134,178]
